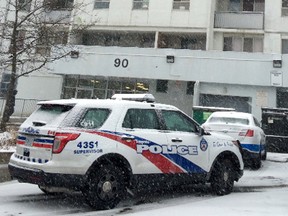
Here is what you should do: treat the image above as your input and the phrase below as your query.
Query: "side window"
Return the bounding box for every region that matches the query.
[162,110,196,133]
[122,109,160,129]
[77,108,110,129]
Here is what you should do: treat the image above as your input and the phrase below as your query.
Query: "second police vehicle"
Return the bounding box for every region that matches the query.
[9,94,244,210]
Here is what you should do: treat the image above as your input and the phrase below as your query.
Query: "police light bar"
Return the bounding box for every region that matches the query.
[111,93,155,103]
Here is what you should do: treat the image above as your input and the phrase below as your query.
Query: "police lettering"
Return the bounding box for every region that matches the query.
[22,127,40,134]
[137,144,198,155]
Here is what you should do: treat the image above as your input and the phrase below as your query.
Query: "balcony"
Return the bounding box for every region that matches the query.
[214,11,264,30]
[41,10,72,24]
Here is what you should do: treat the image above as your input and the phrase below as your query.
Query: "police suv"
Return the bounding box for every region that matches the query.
[9,94,244,210]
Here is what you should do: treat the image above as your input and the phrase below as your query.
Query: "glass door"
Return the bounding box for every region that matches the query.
[76,88,93,99]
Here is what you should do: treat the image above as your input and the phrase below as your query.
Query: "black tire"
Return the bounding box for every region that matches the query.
[83,164,125,210]
[210,159,235,196]
[251,156,261,170]
[261,148,267,161]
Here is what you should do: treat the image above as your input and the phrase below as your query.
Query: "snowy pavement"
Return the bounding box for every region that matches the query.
[0,153,287,216]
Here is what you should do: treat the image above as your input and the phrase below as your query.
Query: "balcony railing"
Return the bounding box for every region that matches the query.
[214,11,264,30]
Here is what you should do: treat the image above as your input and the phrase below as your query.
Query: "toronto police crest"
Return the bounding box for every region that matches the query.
[200,138,208,151]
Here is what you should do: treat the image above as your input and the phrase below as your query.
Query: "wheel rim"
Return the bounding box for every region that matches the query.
[97,174,118,201]
[223,171,229,182]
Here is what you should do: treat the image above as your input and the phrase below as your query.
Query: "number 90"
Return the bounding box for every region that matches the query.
[114,58,129,68]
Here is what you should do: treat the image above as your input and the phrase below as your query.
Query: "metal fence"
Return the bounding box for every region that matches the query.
[0,98,40,118]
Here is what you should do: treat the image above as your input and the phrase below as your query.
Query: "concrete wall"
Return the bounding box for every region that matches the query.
[75,0,209,29]
[199,83,276,121]
[263,0,288,53]
[149,80,194,115]
[16,71,63,100]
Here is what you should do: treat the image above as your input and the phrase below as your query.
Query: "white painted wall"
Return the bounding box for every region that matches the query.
[51,46,283,87]
[16,71,63,100]
[74,0,209,29]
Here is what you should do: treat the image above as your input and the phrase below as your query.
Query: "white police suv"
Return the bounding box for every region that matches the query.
[9,94,244,210]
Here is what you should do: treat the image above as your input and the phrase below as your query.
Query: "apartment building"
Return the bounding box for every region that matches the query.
[1,0,288,120]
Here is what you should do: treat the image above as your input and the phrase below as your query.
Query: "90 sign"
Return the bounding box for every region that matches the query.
[114,58,129,68]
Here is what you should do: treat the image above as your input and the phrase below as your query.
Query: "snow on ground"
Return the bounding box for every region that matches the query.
[0,132,16,152]
[0,153,288,216]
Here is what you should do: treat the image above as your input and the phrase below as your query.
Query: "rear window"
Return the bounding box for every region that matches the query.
[208,117,249,125]
[24,104,74,127]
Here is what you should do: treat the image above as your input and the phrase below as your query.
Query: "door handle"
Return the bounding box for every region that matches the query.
[171,138,182,143]
[121,135,135,141]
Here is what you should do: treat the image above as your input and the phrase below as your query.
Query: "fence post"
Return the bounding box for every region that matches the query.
[20,99,26,118]
[0,99,6,117]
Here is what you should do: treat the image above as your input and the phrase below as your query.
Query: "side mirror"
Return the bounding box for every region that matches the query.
[198,127,205,136]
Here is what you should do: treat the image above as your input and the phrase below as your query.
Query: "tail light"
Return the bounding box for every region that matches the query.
[239,129,254,137]
[53,132,80,154]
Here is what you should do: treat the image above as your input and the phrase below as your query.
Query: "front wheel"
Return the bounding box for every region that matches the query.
[83,165,125,210]
[210,159,235,196]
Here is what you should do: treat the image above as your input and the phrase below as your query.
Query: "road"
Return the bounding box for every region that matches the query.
[0,153,288,216]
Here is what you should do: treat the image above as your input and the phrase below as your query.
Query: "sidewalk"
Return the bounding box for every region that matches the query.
[267,152,288,163]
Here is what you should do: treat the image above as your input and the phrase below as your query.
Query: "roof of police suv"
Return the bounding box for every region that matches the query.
[37,98,179,110]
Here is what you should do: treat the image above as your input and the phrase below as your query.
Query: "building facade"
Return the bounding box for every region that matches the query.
[1,0,288,121]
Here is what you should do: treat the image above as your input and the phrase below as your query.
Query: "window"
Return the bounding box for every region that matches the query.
[36,28,68,56]
[82,31,155,48]
[18,0,31,11]
[173,0,190,10]
[162,110,196,132]
[77,109,111,129]
[122,109,160,129]
[229,0,241,11]
[228,0,264,12]
[94,0,110,9]
[283,0,288,16]
[26,104,74,127]
[44,0,74,10]
[0,73,11,96]
[282,39,288,54]
[186,81,195,95]
[62,76,149,99]
[133,0,149,10]
[158,33,206,50]
[223,36,263,53]
[208,117,249,125]
[156,80,168,93]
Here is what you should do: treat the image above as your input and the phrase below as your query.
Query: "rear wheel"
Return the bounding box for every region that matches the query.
[261,148,267,161]
[83,164,125,210]
[251,155,262,170]
[210,159,235,195]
